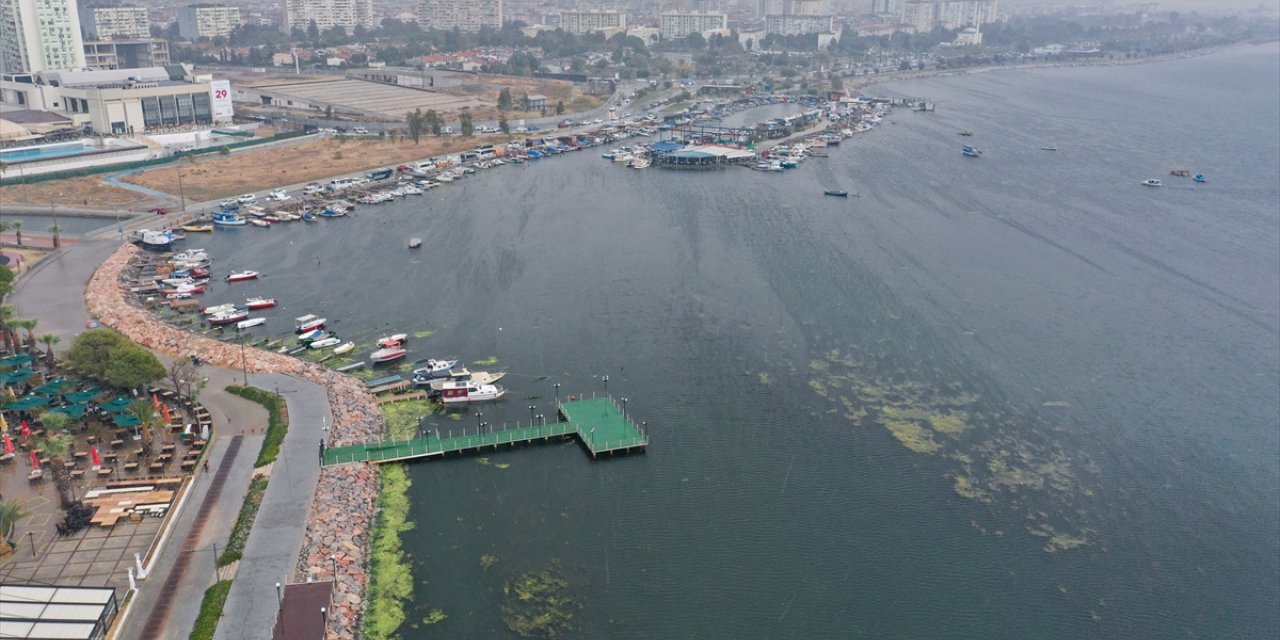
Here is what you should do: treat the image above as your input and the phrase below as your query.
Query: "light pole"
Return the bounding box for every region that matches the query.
[329,555,338,579]
[603,375,609,395]
[528,405,536,426]
[320,607,327,633]
[553,383,560,404]
[622,397,628,417]
[27,531,35,557]
[236,327,248,385]
[276,582,283,611]
[475,411,483,435]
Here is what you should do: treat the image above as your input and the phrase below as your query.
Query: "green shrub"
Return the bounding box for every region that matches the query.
[225,386,286,467]
[188,580,233,640]
[218,475,268,567]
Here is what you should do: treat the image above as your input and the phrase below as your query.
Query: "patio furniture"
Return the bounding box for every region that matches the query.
[97,468,113,477]
[110,439,124,448]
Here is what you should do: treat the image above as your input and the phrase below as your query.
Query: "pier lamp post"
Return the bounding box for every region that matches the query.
[553,383,560,404]
[27,531,35,557]
[475,412,483,435]
[622,398,628,418]
[528,405,536,426]
[276,582,283,611]
[320,607,327,633]
[642,421,647,437]
[603,376,609,395]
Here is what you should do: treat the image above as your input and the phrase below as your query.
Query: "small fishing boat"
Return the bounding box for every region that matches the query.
[245,297,277,310]
[236,317,266,330]
[412,358,458,379]
[1169,169,1192,177]
[1193,174,1207,183]
[165,283,206,295]
[295,314,326,333]
[371,347,408,363]
[226,271,259,282]
[958,130,975,136]
[309,336,342,349]
[202,303,236,315]
[208,309,249,325]
[417,367,507,389]
[303,212,318,222]
[433,381,506,404]
[962,145,983,157]
[165,291,193,300]
[377,334,408,348]
[173,249,209,262]
[249,219,270,228]
[333,342,356,355]
[137,230,174,251]
[409,238,422,249]
[824,190,849,197]
[212,212,247,226]
[182,224,215,232]
[1142,179,1163,187]
[298,329,327,343]
[1041,145,1058,151]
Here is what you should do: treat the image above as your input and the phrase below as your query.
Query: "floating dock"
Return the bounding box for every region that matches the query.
[322,395,647,465]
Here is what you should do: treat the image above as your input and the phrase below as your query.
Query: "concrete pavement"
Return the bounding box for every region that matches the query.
[214,371,330,640]
[8,239,119,344]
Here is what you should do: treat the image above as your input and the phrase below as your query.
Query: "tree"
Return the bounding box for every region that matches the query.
[0,305,15,353]
[48,224,62,249]
[33,433,74,508]
[406,108,425,144]
[65,329,128,379]
[459,110,474,137]
[0,499,27,555]
[497,88,513,111]
[424,109,441,135]
[15,318,36,351]
[498,117,509,134]
[307,20,320,42]
[0,266,13,303]
[166,359,204,401]
[555,100,565,116]
[324,105,333,119]
[103,345,165,390]
[11,221,21,246]
[38,334,60,366]
[128,399,161,461]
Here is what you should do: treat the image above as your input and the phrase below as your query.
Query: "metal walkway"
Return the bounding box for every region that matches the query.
[322,395,648,465]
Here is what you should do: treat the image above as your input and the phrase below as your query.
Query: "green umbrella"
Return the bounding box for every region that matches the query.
[0,353,35,369]
[48,403,86,421]
[64,388,102,404]
[112,412,141,428]
[7,394,52,411]
[99,397,132,413]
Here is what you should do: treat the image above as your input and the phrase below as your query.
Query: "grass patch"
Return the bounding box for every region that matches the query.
[188,580,233,640]
[218,475,269,566]
[364,463,415,640]
[225,385,287,467]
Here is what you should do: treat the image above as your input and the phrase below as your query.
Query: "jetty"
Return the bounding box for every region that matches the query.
[322,394,648,465]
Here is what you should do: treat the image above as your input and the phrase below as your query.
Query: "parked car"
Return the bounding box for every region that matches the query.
[237,193,257,204]
[353,127,370,135]
[150,207,169,215]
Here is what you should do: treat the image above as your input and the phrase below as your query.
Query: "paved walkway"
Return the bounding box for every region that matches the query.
[214,371,329,640]
[8,240,118,343]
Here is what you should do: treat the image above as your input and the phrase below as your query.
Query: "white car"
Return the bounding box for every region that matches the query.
[219,199,237,208]
[303,183,324,195]
[591,119,603,125]
[268,189,292,201]
[237,193,257,204]
[319,128,338,134]
[353,127,370,135]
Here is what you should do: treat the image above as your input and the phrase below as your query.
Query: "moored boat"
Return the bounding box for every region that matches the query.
[208,309,249,325]
[295,314,326,333]
[212,212,247,226]
[377,334,408,348]
[236,317,266,330]
[333,342,356,355]
[433,381,506,404]
[298,328,327,342]
[201,303,236,315]
[412,358,458,379]
[371,347,408,363]
[182,224,215,232]
[309,336,342,349]
[245,297,277,310]
[226,271,259,282]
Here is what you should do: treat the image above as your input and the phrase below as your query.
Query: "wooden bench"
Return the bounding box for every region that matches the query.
[123,462,138,472]
[70,469,85,479]
[96,468,113,478]
[110,439,124,449]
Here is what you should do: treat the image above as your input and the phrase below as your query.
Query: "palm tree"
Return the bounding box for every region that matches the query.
[0,305,17,354]
[33,433,74,508]
[48,223,62,249]
[11,221,21,246]
[0,499,28,556]
[128,398,160,461]
[38,334,60,366]
[15,319,37,351]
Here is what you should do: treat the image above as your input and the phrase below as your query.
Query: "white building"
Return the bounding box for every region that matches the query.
[899,0,933,32]
[177,3,240,39]
[765,14,833,35]
[558,10,626,36]
[417,0,502,32]
[869,0,894,14]
[79,4,149,39]
[936,0,996,29]
[658,12,727,40]
[84,37,169,69]
[954,24,981,44]
[284,0,374,34]
[0,0,86,74]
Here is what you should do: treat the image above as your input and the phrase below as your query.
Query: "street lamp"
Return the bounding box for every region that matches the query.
[320,607,327,632]
[329,555,338,580]
[528,405,536,426]
[603,375,609,394]
[622,397,628,417]
[236,326,248,385]
[27,531,35,557]
[475,412,483,434]
[553,383,560,404]
[276,582,283,611]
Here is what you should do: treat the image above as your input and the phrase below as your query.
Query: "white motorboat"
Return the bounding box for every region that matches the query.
[1142,179,1163,187]
[434,381,506,404]
[161,276,196,287]
[236,317,266,330]
[377,334,408,348]
[418,368,507,390]
[310,336,342,349]
[208,309,249,325]
[226,270,260,282]
[371,347,408,363]
[137,229,175,251]
[333,342,355,355]
[298,328,327,342]
[412,358,458,379]
[249,219,270,228]
[173,249,209,262]
[245,297,277,310]
[295,314,326,333]
[202,303,236,315]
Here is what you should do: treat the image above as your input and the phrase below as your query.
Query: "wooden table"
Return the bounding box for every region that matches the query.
[96,468,113,478]
[104,452,118,462]
[180,460,196,470]
[191,440,207,449]
[70,469,85,479]
[124,462,138,472]
[110,439,124,448]
[132,447,144,456]
[157,453,172,463]
[160,443,176,453]
[0,453,13,464]
[73,451,89,461]
[148,462,164,472]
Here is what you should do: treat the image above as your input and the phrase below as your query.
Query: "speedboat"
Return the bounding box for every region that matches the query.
[309,336,342,349]
[164,283,205,295]
[236,317,266,330]
[1193,174,1207,183]
[182,224,215,232]
[245,297,277,310]
[333,342,356,355]
[162,276,197,287]
[226,271,259,282]
[371,347,408,363]
[412,358,458,379]
[962,145,982,157]
[1041,145,1058,151]
[824,190,849,197]
[295,314,325,333]
[416,367,506,389]
[173,249,209,262]
[1142,179,1163,187]
[208,309,249,325]
[958,130,975,136]
[298,329,328,342]
[377,334,408,348]
[433,381,506,404]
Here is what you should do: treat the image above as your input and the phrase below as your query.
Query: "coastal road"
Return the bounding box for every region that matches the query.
[214,371,330,640]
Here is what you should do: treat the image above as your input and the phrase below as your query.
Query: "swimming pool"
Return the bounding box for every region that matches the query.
[0,141,98,163]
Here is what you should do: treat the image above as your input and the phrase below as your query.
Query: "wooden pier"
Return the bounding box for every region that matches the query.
[322,395,648,466]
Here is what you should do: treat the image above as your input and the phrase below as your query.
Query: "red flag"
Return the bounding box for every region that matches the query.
[30,449,39,470]
[3,433,12,454]
[20,420,29,436]
[91,445,101,469]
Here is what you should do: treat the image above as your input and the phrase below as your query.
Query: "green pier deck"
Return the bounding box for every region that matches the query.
[322,395,648,465]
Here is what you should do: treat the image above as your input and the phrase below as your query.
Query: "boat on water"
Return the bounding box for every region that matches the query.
[295,314,326,333]
[416,367,506,389]
[371,347,408,363]
[433,380,506,404]
[962,145,983,157]
[181,224,214,232]
[1041,145,1058,151]
[298,328,327,342]
[303,212,318,222]
[226,271,259,282]
[249,219,270,228]
[309,336,342,349]
[1142,179,1163,187]
[409,238,422,249]
[629,157,651,169]
[412,358,459,379]
[173,249,209,262]
[245,297,276,310]
[333,342,356,355]
[236,317,266,330]
[1193,174,1207,183]
[958,130,975,136]
[137,230,175,251]
[377,334,408,348]
[202,303,236,315]
[164,283,205,295]
[208,309,249,325]
[212,212,247,226]
[824,190,849,197]
[1170,169,1192,177]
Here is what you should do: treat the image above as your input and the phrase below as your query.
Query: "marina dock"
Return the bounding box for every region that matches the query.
[322,395,648,465]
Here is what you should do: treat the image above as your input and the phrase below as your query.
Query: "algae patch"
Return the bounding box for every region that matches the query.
[364,463,416,640]
[501,561,577,638]
[473,356,499,366]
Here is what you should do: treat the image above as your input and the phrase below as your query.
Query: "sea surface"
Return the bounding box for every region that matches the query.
[192,43,1280,639]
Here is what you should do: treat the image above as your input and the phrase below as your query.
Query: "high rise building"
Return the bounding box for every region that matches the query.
[869,0,893,14]
[0,0,86,73]
[658,11,726,39]
[687,0,723,12]
[558,10,626,36]
[417,0,502,32]
[899,0,996,31]
[177,3,240,39]
[79,4,149,39]
[285,0,373,34]
[899,0,933,31]
[765,14,833,35]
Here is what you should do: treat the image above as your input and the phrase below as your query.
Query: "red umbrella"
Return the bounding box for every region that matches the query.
[152,393,161,410]
[161,404,171,424]
[90,445,101,469]
[3,433,12,454]
[30,449,39,470]
[20,419,29,436]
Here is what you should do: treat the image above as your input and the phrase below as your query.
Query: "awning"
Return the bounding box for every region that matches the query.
[7,394,52,411]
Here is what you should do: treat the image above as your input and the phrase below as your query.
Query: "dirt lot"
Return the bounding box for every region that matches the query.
[123,135,505,201]
[0,176,168,210]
